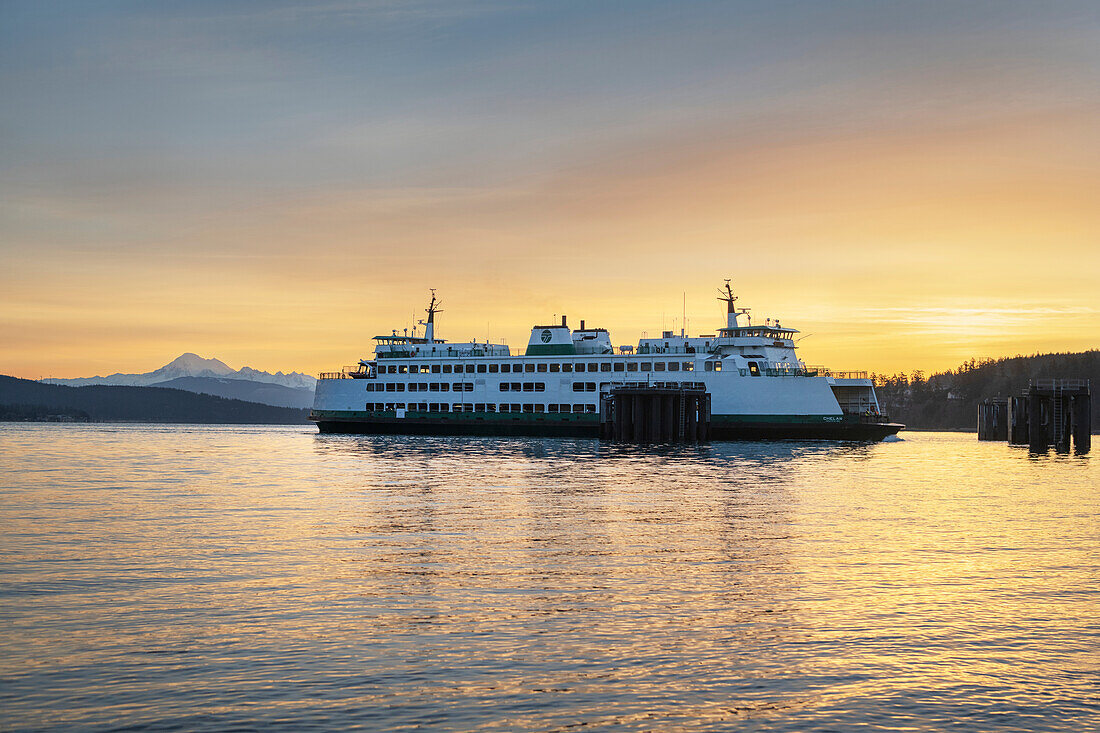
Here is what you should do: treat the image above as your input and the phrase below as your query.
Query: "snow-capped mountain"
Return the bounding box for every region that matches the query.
[42,353,317,390]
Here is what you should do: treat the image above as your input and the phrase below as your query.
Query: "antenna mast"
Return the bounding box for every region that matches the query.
[418,289,443,342]
[717,279,743,329]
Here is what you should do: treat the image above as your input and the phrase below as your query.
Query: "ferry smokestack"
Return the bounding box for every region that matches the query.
[562,315,567,327]
[580,319,585,330]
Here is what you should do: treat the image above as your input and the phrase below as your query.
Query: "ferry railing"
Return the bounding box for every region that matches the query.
[1030,378,1089,391]
[730,363,825,377]
[723,363,869,378]
[822,369,869,380]
[319,366,372,380]
[601,380,708,390]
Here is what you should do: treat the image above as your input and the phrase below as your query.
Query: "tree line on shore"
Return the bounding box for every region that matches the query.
[872,350,1099,431]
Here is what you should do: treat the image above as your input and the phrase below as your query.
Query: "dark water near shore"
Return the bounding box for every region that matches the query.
[1,425,1096,731]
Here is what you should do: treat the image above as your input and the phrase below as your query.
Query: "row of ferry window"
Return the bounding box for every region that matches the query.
[379,361,715,375]
[366,403,597,414]
[367,380,701,394]
[497,382,594,393]
[367,381,597,393]
[366,382,476,392]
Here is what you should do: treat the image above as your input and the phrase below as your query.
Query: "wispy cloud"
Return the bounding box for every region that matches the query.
[859,305,1098,334]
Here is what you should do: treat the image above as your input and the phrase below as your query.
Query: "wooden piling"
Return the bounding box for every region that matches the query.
[686,395,698,441]
[1072,394,1091,454]
[978,401,993,440]
[1007,396,1029,445]
[646,394,655,440]
[699,394,711,441]
[661,395,673,442]
[993,398,1007,440]
[1028,393,1047,452]
[616,393,630,441]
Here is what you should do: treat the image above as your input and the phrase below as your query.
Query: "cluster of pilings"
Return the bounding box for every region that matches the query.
[981,379,1090,453]
[977,398,1009,441]
[600,386,710,442]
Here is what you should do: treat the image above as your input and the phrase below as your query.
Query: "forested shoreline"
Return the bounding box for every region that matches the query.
[873,351,1098,432]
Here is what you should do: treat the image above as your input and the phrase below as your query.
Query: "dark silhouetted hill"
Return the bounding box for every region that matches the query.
[874,350,1098,431]
[0,375,310,424]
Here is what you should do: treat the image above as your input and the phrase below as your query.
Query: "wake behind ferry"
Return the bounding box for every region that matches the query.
[310,284,903,441]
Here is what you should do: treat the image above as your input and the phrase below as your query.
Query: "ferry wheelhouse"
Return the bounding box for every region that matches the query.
[310,286,903,440]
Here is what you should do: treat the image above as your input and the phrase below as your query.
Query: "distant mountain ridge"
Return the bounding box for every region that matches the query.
[1,375,309,424]
[152,377,314,409]
[43,353,317,391]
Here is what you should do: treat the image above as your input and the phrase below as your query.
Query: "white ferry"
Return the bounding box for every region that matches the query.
[310,284,903,441]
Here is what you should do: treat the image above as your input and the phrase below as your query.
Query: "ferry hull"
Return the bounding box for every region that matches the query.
[312,414,903,442]
[709,421,903,442]
[315,416,595,438]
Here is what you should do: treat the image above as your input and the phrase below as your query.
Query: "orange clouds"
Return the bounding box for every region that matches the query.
[4,102,1099,379]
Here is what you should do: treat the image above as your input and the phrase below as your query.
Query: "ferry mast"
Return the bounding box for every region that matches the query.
[419,290,442,343]
[718,279,747,329]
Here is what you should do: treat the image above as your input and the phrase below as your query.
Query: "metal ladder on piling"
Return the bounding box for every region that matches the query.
[678,391,687,440]
[1051,382,1064,446]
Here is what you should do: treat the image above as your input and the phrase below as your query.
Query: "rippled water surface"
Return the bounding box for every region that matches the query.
[1,425,1096,731]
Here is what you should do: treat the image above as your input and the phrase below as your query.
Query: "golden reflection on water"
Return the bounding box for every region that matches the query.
[0,425,1095,731]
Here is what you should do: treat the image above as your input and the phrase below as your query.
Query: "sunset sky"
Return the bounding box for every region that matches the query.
[3,1,1098,380]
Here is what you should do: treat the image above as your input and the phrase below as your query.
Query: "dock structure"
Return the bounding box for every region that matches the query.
[977,398,1008,441]
[982,379,1090,453]
[1027,379,1091,453]
[600,385,710,442]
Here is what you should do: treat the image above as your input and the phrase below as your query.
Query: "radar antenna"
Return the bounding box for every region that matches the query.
[418,289,443,342]
[424,289,442,318]
[717,279,738,314]
[718,279,750,329]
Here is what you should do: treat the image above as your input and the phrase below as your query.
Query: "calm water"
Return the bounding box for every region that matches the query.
[0,425,1096,732]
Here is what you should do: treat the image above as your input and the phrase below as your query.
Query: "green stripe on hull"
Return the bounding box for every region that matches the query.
[523,344,578,356]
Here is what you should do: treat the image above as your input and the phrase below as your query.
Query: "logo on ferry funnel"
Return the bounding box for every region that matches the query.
[540,329,552,343]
